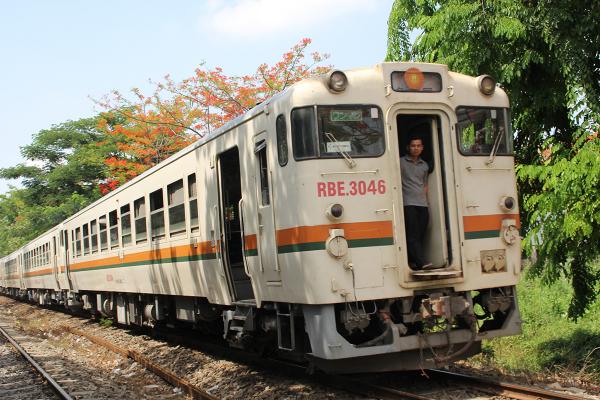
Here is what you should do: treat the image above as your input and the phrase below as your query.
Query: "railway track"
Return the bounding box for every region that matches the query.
[344,369,592,400]
[145,322,592,400]
[0,325,65,400]
[0,315,208,400]
[62,325,217,400]
[0,329,70,400]
[1,296,594,400]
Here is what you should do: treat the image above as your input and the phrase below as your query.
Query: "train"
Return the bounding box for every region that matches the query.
[0,62,522,373]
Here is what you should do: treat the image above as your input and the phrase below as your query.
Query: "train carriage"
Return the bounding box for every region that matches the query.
[1,62,522,372]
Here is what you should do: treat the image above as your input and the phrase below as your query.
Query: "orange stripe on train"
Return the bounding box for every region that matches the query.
[463,213,520,232]
[276,221,393,246]
[68,240,215,271]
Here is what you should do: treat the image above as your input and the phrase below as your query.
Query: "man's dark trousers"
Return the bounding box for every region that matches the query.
[404,205,429,269]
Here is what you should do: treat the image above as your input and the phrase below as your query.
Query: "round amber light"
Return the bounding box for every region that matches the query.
[404,67,425,90]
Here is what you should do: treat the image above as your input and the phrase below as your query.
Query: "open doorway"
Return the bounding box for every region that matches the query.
[397,114,452,270]
[218,147,254,300]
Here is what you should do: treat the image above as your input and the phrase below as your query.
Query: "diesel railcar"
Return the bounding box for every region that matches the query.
[1,62,522,372]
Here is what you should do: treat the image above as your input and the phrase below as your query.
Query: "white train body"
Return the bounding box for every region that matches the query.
[1,63,522,372]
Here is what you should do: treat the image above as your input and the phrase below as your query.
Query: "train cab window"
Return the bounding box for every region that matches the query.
[317,106,385,158]
[456,107,513,156]
[168,179,186,237]
[134,197,147,244]
[292,106,317,159]
[256,141,270,206]
[109,210,119,249]
[150,189,165,239]
[83,224,90,255]
[121,204,132,247]
[75,227,82,257]
[187,174,199,233]
[90,220,98,253]
[292,105,385,159]
[99,215,108,251]
[276,114,288,166]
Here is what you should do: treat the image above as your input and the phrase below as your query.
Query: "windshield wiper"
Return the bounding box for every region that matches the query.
[325,132,356,168]
[486,126,505,165]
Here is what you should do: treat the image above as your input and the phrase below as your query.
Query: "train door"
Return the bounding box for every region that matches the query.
[59,229,72,290]
[51,235,60,290]
[18,253,25,290]
[217,147,255,301]
[396,114,454,270]
[253,133,281,283]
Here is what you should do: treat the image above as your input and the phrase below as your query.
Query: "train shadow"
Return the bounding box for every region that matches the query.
[535,328,600,372]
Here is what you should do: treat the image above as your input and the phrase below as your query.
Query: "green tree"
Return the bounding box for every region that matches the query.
[386,0,600,317]
[0,115,119,254]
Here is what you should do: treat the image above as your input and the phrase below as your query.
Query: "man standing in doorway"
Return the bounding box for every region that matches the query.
[401,136,434,271]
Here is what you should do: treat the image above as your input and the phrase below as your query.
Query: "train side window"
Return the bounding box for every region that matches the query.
[83,224,90,255]
[276,114,288,166]
[134,197,147,244]
[90,220,98,253]
[168,179,186,237]
[121,204,132,247]
[291,106,317,159]
[256,141,270,206]
[109,210,119,249]
[99,215,108,251]
[188,174,199,233]
[150,189,165,239]
[75,227,82,256]
[72,230,77,258]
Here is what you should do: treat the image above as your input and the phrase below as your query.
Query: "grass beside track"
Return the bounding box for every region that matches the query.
[467,268,600,383]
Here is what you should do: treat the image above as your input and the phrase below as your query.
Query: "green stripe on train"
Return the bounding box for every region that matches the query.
[72,253,218,273]
[464,230,500,240]
[277,237,394,254]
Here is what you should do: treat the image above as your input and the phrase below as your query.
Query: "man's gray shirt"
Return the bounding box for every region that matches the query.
[400,155,429,207]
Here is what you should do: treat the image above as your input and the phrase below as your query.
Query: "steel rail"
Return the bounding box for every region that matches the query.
[428,369,588,400]
[0,324,73,400]
[63,326,218,400]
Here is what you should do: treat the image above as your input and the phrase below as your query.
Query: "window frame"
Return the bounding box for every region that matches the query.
[149,188,166,240]
[120,203,132,247]
[99,214,108,251]
[187,173,199,234]
[276,114,288,166]
[455,106,514,157]
[167,179,186,237]
[291,104,386,161]
[134,196,148,244]
[109,210,119,250]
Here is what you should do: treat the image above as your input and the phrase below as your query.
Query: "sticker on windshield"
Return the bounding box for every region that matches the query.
[330,110,362,122]
[370,108,379,119]
[327,141,352,153]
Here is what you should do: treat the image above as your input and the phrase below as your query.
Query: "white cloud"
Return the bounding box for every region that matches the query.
[200,0,369,39]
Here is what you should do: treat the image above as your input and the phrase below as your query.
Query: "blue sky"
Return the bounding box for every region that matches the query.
[0,0,393,194]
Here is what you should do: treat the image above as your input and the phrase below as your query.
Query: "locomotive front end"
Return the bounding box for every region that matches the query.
[268,63,522,372]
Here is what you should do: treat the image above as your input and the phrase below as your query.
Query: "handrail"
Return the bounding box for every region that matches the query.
[238,198,251,277]
[213,205,225,277]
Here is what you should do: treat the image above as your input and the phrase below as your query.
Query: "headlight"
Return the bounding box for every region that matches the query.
[326,203,344,220]
[326,70,348,93]
[499,196,516,211]
[477,74,496,95]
